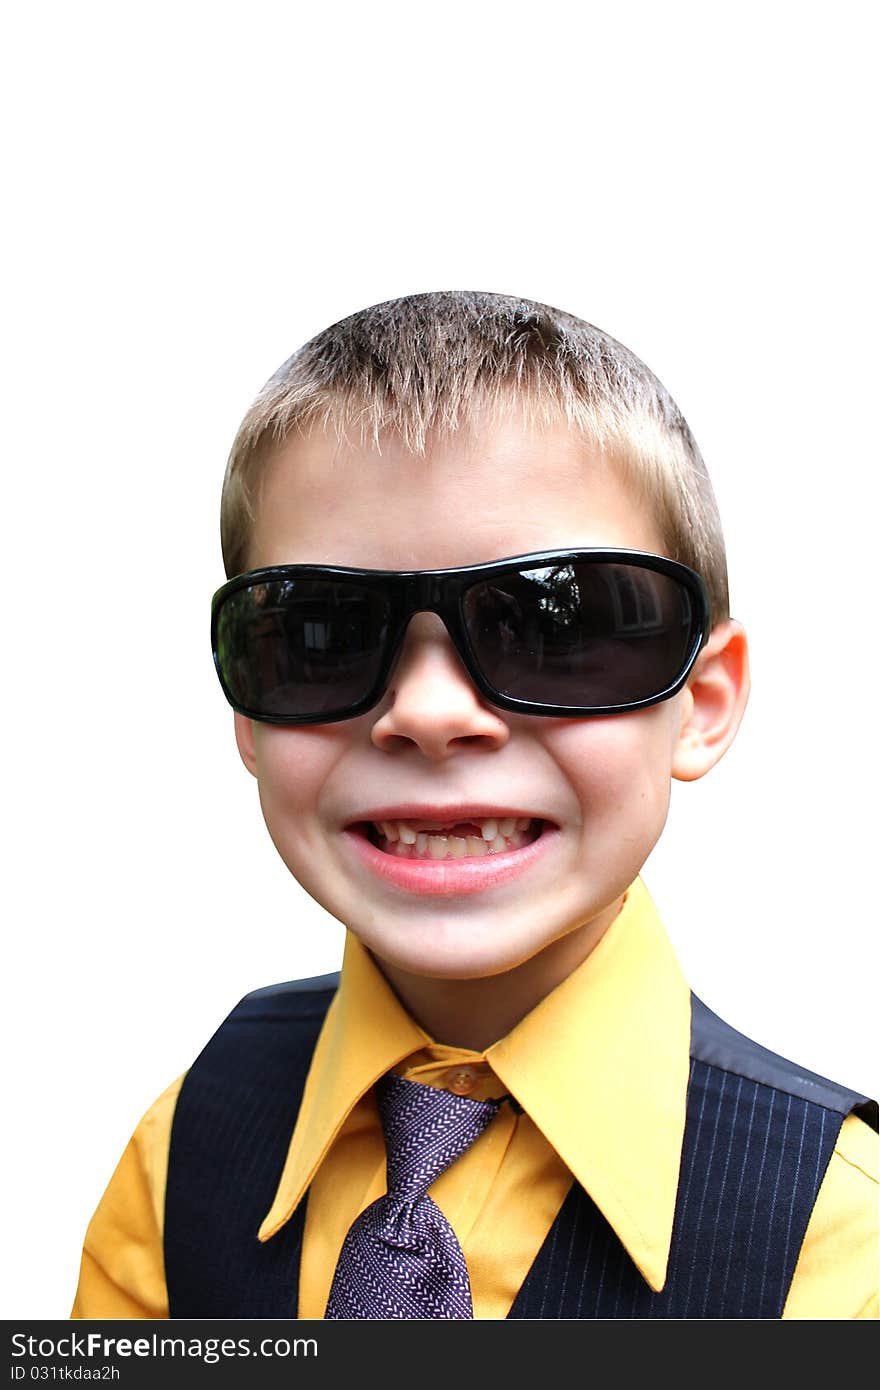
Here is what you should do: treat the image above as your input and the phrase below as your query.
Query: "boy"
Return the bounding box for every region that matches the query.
[71,291,877,1320]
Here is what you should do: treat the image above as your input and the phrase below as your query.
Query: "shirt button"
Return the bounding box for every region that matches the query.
[445,1066,479,1095]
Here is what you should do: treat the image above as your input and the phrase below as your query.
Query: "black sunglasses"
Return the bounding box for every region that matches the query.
[211,548,711,726]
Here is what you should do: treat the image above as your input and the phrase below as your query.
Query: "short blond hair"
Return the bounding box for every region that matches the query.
[220,291,729,623]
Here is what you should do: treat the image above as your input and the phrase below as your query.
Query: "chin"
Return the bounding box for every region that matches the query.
[361,923,559,984]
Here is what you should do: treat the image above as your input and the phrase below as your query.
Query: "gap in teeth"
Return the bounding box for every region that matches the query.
[370,816,538,859]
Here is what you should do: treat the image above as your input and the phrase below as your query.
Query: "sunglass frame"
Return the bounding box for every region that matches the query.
[211,547,712,726]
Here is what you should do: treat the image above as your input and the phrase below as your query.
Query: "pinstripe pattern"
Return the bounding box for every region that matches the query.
[508,1060,841,1318]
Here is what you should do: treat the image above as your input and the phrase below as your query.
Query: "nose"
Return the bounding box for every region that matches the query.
[370,612,510,758]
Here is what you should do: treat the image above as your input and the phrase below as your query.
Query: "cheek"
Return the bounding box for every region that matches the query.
[250,725,358,908]
[544,709,677,830]
[252,726,342,828]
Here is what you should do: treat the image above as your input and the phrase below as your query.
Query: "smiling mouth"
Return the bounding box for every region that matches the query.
[358,816,546,860]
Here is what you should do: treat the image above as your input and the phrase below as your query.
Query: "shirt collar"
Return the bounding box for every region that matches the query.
[486,876,690,1291]
[257,931,431,1242]
[258,877,690,1292]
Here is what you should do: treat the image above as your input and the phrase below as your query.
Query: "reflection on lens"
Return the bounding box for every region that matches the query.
[464,561,696,707]
[215,578,390,718]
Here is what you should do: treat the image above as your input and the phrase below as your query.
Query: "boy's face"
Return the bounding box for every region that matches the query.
[236,408,700,997]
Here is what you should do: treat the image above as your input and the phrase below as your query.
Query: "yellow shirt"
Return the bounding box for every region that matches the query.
[71,878,878,1320]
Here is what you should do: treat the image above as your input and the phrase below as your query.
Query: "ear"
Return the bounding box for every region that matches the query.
[672,619,750,782]
[233,711,259,777]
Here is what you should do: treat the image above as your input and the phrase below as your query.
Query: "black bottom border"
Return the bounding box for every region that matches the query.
[4,1317,867,1388]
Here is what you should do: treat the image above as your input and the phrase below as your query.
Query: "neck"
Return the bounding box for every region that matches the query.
[374,900,622,1050]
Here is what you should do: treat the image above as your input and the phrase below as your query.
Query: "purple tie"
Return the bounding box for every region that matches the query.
[324,1072,500,1319]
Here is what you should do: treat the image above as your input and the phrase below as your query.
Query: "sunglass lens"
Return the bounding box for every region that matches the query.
[463,560,698,709]
[215,578,391,720]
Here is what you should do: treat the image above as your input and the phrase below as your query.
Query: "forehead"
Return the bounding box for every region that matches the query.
[249,410,666,570]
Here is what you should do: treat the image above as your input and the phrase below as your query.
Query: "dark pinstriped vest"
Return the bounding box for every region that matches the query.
[164,974,876,1319]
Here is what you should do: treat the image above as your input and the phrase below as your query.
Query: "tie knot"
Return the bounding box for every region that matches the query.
[376,1072,500,1200]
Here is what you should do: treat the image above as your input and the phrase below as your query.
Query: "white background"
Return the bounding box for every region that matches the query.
[3,1,877,1319]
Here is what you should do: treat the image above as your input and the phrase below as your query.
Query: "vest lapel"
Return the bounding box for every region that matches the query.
[165,978,335,1317]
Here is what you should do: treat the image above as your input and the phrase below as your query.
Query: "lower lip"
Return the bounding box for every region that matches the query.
[341,823,561,896]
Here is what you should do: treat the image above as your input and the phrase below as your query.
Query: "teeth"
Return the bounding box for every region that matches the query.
[369,814,543,861]
[377,829,528,859]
